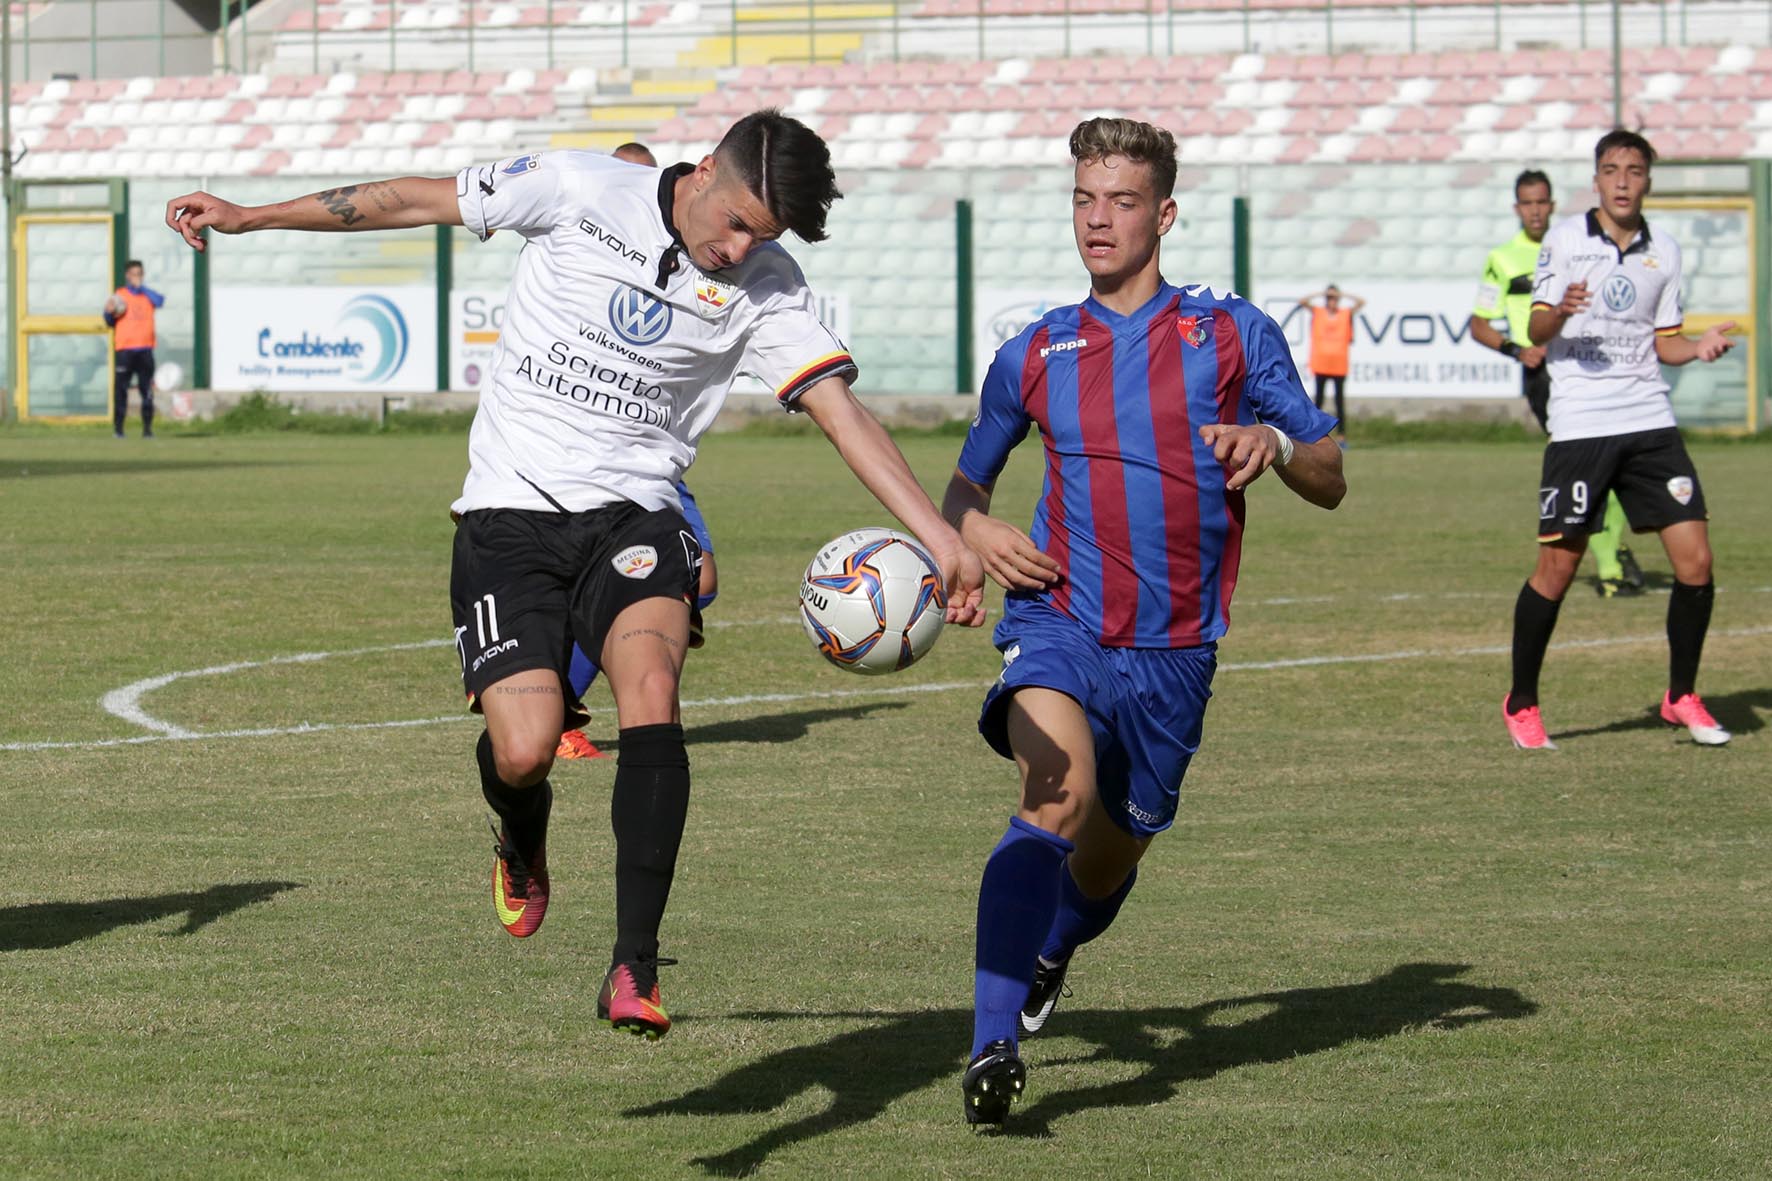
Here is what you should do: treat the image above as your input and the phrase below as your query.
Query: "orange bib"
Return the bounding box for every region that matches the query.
[1309,306,1352,377]
[112,287,157,350]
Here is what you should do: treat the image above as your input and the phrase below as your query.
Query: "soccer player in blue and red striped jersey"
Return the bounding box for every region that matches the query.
[942,117,1347,1126]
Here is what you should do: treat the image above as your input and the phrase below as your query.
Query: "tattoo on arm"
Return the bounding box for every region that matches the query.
[316,186,364,226]
[364,181,409,215]
[617,628,683,649]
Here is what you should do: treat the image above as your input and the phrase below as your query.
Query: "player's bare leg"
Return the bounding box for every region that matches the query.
[478,668,567,937]
[1507,537,1586,749]
[1010,688,1099,837]
[596,596,693,1037]
[1656,521,1727,744]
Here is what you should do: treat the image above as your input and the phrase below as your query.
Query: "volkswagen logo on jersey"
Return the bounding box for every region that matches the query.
[1602,273,1637,313]
[609,285,673,346]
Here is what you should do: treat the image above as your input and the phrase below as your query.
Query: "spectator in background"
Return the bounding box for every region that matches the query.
[104,260,164,438]
[612,142,658,167]
[1298,284,1363,438]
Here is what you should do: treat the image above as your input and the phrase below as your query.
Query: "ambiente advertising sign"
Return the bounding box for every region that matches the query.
[212,287,437,393]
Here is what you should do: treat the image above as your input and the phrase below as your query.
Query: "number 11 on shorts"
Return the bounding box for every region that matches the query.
[473,594,500,647]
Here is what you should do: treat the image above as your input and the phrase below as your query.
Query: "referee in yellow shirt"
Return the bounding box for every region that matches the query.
[1471,170,1643,596]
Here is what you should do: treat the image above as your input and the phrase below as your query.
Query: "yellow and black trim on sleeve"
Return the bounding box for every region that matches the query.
[1654,322,1685,337]
[776,351,859,408]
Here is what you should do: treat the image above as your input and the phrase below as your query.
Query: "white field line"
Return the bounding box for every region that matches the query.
[3,621,1768,755]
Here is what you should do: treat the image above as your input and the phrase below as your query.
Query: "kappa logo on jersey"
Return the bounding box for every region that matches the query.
[1667,476,1694,505]
[1177,317,1207,348]
[502,154,541,176]
[1539,487,1558,517]
[1039,337,1087,359]
[1602,274,1637,313]
[613,545,658,578]
[608,286,673,347]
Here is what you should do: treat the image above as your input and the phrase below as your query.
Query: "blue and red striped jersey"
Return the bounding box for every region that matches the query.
[957,282,1337,648]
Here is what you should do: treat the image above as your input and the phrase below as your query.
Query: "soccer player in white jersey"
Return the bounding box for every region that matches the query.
[165,110,986,1038]
[1502,130,1736,751]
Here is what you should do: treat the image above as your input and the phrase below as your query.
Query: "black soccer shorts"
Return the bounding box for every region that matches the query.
[1536,426,1707,542]
[449,503,702,712]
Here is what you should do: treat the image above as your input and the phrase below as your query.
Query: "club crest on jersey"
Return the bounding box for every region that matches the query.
[694,277,737,315]
[1177,316,1208,347]
[1601,274,1637,313]
[613,545,658,579]
[1666,476,1694,505]
[609,286,673,346]
[502,154,541,176]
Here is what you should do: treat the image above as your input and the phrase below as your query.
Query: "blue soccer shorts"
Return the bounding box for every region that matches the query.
[979,601,1216,838]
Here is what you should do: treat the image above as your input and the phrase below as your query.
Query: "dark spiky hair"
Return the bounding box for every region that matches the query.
[1514,169,1552,199]
[714,109,842,243]
[1594,129,1657,170]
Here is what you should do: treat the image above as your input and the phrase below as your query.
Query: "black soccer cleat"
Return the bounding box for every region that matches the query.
[961,1039,1026,1127]
[1595,576,1640,599]
[1019,956,1072,1036]
[1617,545,1646,590]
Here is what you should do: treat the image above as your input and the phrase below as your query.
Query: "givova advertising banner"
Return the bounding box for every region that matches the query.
[1253,281,1518,400]
[975,282,1518,400]
[212,286,437,393]
[449,289,854,393]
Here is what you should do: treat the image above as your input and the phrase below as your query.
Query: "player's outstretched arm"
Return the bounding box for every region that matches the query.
[797,377,987,626]
[165,178,464,250]
[942,471,1061,592]
[1655,322,1735,366]
[1200,424,1345,509]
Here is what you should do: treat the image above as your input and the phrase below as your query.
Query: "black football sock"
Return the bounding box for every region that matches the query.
[1508,581,1563,713]
[1666,579,1715,700]
[610,723,691,969]
[477,730,551,847]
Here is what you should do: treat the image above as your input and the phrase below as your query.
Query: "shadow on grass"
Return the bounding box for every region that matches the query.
[0,457,291,480]
[628,962,1537,1173]
[0,881,302,951]
[587,703,912,750]
[1552,686,1771,740]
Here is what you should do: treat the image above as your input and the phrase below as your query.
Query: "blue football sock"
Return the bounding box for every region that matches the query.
[972,816,1073,1058]
[567,644,598,701]
[1039,863,1137,965]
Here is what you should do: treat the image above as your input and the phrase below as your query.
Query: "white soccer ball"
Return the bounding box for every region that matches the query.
[154,361,184,392]
[799,527,946,675]
[104,295,125,317]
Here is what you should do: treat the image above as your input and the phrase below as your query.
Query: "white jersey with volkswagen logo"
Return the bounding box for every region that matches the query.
[451,151,856,514]
[1531,210,1684,442]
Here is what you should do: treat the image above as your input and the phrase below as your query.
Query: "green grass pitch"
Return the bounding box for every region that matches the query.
[1,426,1768,1178]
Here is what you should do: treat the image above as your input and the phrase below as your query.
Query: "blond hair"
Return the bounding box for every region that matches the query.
[1069,117,1178,199]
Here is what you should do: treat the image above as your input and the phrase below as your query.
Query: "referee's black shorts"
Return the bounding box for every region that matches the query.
[1536,427,1707,542]
[449,504,702,712]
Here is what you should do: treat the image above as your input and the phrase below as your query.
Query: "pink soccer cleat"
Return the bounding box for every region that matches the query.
[1503,696,1557,750]
[1660,692,1731,746]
